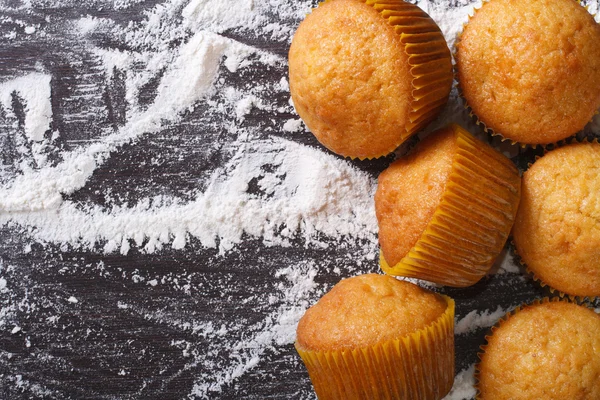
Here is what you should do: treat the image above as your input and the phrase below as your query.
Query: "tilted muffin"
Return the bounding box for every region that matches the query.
[455,0,600,145]
[296,274,455,399]
[376,124,521,287]
[477,299,600,400]
[288,0,453,159]
[512,142,600,298]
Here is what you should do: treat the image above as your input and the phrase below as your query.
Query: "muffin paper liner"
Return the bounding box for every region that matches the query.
[527,267,592,303]
[355,0,453,159]
[380,124,521,287]
[296,296,455,400]
[474,297,596,399]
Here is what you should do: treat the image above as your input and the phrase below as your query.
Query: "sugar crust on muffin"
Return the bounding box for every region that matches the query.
[296,273,447,351]
[477,300,600,400]
[512,142,600,298]
[456,0,600,145]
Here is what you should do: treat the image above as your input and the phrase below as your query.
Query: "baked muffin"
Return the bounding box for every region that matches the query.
[455,0,600,145]
[512,142,600,298]
[477,299,600,400]
[376,124,521,287]
[296,274,455,399]
[288,0,453,159]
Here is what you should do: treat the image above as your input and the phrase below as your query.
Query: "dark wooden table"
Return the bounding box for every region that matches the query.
[1,0,599,399]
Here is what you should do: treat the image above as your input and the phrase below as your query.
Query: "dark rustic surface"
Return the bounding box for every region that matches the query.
[0,0,599,399]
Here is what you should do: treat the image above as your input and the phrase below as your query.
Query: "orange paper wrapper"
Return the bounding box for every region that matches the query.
[296,295,455,400]
[362,0,453,158]
[381,124,521,287]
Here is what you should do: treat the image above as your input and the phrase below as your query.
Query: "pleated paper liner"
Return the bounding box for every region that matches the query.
[352,0,453,160]
[474,297,598,399]
[380,124,521,287]
[295,296,455,400]
[453,0,600,150]
[527,266,598,304]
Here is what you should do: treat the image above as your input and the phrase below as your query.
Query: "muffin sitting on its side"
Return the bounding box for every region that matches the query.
[289,0,453,159]
[376,124,521,287]
[296,274,455,400]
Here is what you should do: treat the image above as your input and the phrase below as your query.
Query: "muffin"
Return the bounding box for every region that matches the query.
[288,0,453,159]
[295,274,455,399]
[376,124,521,287]
[476,299,600,399]
[455,0,600,145]
[512,141,600,298]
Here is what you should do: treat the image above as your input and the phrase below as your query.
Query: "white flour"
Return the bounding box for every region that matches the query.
[443,365,477,400]
[0,73,51,142]
[1,0,599,398]
[1,137,377,255]
[455,306,508,335]
[190,261,322,396]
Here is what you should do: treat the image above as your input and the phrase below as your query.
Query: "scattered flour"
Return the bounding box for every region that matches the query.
[191,261,322,397]
[13,375,53,397]
[418,0,481,52]
[443,365,477,400]
[0,73,52,142]
[0,31,280,213]
[282,118,303,132]
[490,249,522,275]
[182,0,256,34]
[455,306,508,335]
[0,138,377,255]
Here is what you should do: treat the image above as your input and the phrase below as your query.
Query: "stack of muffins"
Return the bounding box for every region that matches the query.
[288,0,600,398]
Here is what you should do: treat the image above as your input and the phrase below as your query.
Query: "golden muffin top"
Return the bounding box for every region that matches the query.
[288,0,452,159]
[296,274,448,351]
[375,127,457,266]
[478,300,600,400]
[512,142,600,297]
[456,0,600,145]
